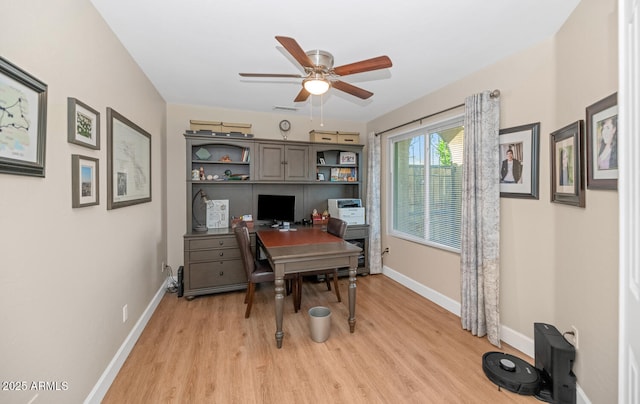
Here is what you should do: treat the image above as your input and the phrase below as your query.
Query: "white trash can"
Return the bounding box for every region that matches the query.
[308,306,331,343]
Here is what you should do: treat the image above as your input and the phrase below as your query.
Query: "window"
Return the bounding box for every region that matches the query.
[389,117,464,251]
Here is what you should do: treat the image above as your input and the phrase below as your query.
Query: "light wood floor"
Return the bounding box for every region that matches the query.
[103,274,538,403]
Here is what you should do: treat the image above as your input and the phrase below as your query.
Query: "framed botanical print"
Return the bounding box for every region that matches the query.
[68,97,100,149]
[550,120,585,207]
[499,122,540,199]
[586,93,617,190]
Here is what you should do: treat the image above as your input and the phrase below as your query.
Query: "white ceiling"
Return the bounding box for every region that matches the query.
[90,0,581,123]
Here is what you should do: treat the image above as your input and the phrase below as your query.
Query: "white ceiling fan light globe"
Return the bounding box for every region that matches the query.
[303,77,330,95]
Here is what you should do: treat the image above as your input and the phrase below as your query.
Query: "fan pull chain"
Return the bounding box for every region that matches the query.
[320,94,324,127]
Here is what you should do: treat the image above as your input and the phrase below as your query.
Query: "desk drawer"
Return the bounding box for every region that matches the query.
[189,260,247,289]
[188,236,238,250]
[189,248,241,262]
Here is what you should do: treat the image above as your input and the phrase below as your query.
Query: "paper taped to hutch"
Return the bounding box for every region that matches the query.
[206,200,229,229]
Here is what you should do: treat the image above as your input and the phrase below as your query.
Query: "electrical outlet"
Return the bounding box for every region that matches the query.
[122,304,128,323]
[572,325,579,349]
[161,261,166,272]
[570,325,579,349]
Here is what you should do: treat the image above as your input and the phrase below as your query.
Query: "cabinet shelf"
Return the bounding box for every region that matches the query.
[193,160,250,165]
[317,164,357,168]
[189,180,252,184]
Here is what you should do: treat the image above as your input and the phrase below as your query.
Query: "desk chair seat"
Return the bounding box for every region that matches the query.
[234,224,298,318]
[296,217,347,308]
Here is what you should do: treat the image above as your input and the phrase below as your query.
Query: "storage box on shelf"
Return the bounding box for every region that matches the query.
[190,120,222,132]
[309,130,360,144]
[189,119,253,136]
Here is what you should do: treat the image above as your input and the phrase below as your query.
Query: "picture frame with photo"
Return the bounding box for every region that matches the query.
[68,97,100,149]
[71,154,99,208]
[550,120,585,207]
[499,122,540,199]
[339,151,356,165]
[0,57,48,177]
[107,107,152,210]
[586,92,617,190]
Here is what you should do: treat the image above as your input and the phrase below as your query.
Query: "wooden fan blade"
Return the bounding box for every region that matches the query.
[294,87,310,102]
[239,73,303,78]
[275,36,314,68]
[333,56,392,76]
[331,80,374,99]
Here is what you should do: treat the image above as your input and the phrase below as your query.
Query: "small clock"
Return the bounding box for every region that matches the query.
[279,119,291,132]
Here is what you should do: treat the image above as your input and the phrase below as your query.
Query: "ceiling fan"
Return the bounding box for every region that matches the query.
[239,36,392,102]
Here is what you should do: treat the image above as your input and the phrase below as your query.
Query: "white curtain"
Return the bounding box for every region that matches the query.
[460,91,501,347]
[366,131,382,274]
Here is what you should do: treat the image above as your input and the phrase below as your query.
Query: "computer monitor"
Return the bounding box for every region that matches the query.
[257,194,295,225]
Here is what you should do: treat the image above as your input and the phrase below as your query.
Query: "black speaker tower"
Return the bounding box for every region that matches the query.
[177,266,184,297]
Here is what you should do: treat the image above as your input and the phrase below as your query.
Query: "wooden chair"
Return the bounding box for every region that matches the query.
[295,217,348,309]
[234,224,298,318]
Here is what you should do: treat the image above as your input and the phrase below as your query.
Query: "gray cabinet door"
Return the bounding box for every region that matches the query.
[257,143,285,180]
[257,143,310,181]
[284,145,310,181]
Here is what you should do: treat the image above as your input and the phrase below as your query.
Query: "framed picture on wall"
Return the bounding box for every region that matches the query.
[67,97,100,149]
[586,92,617,190]
[499,122,540,199]
[550,120,585,207]
[0,57,48,177]
[107,107,152,210]
[71,154,99,208]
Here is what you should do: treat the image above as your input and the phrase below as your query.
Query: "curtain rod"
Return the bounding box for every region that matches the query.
[375,89,500,136]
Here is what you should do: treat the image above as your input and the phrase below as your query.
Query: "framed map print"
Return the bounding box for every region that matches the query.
[106,107,151,209]
[0,57,48,177]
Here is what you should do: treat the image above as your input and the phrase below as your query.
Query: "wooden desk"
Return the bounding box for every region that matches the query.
[256,228,362,348]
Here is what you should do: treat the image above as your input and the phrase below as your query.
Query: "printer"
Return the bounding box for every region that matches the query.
[327,199,365,225]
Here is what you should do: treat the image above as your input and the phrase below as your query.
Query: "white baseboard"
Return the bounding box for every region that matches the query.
[84,279,168,404]
[382,265,461,316]
[381,265,590,404]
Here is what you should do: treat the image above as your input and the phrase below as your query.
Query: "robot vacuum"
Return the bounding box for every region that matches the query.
[482,351,541,395]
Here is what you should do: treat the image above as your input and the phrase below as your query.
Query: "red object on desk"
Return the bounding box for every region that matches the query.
[256,228,340,248]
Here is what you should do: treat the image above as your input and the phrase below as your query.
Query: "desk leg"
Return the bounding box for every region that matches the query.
[274,268,285,348]
[348,261,357,333]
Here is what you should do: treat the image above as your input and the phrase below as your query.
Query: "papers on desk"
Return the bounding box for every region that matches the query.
[206,199,229,229]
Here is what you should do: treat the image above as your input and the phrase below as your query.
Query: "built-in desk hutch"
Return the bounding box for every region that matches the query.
[182,133,369,298]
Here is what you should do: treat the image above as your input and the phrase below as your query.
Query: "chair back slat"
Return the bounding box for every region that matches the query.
[234,225,254,278]
[326,217,347,239]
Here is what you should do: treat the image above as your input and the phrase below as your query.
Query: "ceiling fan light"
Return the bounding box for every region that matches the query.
[303,77,330,95]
